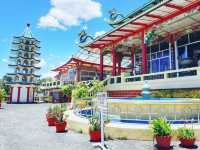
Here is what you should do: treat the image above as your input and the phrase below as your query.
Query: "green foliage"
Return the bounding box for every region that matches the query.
[152,89,200,98]
[50,104,67,122]
[72,82,89,99]
[0,88,7,102]
[151,118,172,136]
[61,84,74,96]
[89,115,100,131]
[177,127,195,139]
[91,80,104,94]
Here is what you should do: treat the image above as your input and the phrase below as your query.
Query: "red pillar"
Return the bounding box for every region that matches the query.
[112,46,116,76]
[118,59,121,75]
[9,87,13,103]
[100,48,104,81]
[32,89,35,103]
[17,87,21,103]
[131,45,135,75]
[141,31,147,74]
[27,87,30,103]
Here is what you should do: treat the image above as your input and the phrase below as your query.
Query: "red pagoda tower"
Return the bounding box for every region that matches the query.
[6,24,41,103]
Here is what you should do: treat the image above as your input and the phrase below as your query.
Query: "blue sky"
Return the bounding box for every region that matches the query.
[0,0,148,78]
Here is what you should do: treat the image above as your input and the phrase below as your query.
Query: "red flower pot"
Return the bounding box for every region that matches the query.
[55,121,67,133]
[155,136,172,148]
[179,138,196,148]
[89,130,101,142]
[47,117,57,126]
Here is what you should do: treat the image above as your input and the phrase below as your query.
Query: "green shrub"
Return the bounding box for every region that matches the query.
[0,88,7,102]
[177,127,195,139]
[151,118,172,136]
[72,83,89,99]
[61,84,74,97]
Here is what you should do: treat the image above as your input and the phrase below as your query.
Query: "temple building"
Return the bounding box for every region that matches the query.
[6,24,41,103]
[78,0,200,97]
[41,57,128,102]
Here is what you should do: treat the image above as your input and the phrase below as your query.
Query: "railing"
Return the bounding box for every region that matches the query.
[103,67,200,87]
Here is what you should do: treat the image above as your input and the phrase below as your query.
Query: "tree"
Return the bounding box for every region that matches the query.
[61,84,74,97]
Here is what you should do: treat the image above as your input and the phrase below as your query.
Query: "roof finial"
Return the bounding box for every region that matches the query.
[27,23,30,27]
[23,23,33,38]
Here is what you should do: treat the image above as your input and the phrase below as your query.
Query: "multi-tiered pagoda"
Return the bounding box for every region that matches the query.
[6,24,41,103]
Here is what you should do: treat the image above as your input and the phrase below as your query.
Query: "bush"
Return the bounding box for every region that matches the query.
[91,80,104,94]
[151,118,172,136]
[72,83,89,99]
[61,84,74,97]
[0,88,7,102]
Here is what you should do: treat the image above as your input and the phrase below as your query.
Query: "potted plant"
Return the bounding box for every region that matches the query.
[177,127,196,148]
[151,118,172,148]
[89,115,101,142]
[54,105,67,133]
[46,106,53,120]
[46,105,59,126]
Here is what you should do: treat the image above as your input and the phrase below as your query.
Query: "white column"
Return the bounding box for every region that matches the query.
[169,42,172,70]
[174,41,179,70]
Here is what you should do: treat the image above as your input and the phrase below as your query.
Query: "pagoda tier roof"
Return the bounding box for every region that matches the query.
[7,73,40,78]
[81,0,200,51]
[9,56,40,62]
[11,49,41,55]
[52,57,128,72]
[12,42,41,48]
[14,36,40,42]
[8,64,41,69]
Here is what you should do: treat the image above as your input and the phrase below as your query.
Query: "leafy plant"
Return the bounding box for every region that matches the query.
[89,115,100,131]
[151,118,172,136]
[51,104,67,122]
[91,80,104,94]
[62,84,74,97]
[72,83,89,99]
[177,127,195,139]
[0,88,7,102]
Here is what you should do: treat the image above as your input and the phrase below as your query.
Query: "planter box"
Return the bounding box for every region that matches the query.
[180,138,196,148]
[155,136,172,148]
[55,121,67,133]
[89,130,101,142]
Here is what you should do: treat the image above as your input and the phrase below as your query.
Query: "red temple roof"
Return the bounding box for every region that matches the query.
[52,57,128,73]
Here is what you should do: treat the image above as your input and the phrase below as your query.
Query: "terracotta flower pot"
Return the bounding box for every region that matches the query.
[179,138,196,148]
[89,130,101,142]
[155,135,172,148]
[55,121,67,133]
[47,117,57,126]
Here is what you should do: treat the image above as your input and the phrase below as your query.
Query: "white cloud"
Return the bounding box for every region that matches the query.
[38,58,47,67]
[41,71,58,78]
[38,0,102,30]
[95,30,106,38]
[2,58,9,64]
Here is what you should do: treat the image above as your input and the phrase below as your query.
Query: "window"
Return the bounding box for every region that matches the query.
[189,30,200,43]
[177,34,188,46]
[160,41,169,50]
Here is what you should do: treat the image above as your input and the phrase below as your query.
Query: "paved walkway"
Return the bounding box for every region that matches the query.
[0,104,199,150]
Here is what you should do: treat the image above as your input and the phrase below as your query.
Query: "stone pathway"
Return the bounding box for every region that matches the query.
[0,104,199,150]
